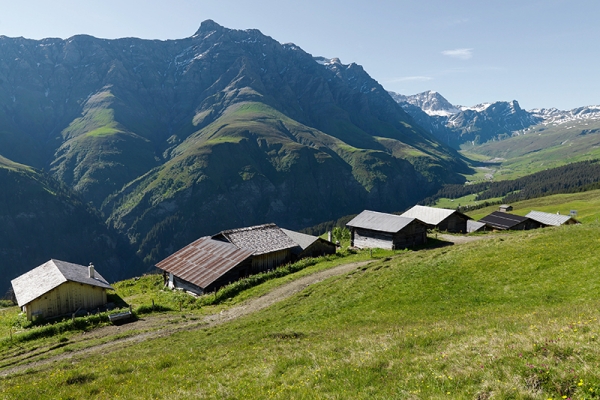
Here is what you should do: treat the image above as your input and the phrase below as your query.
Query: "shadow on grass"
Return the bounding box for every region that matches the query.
[107,292,129,309]
[421,236,455,250]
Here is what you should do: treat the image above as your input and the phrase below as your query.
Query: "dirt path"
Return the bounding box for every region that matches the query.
[0,260,373,377]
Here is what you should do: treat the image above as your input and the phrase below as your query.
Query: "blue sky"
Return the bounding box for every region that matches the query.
[1,0,597,110]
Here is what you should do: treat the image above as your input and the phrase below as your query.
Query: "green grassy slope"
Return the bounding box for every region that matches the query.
[460,119,600,181]
[104,101,437,264]
[1,221,600,398]
[466,188,600,222]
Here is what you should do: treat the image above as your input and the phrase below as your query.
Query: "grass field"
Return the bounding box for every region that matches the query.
[1,213,600,398]
[466,188,600,222]
[459,119,600,182]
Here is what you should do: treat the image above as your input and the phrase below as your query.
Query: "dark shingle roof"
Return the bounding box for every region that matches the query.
[213,223,299,255]
[346,210,417,233]
[479,211,530,230]
[11,259,113,307]
[156,236,253,290]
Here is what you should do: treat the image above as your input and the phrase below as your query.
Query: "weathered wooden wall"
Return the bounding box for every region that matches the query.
[352,221,427,250]
[391,221,428,249]
[24,282,108,320]
[352,228,395,249]
[437,214,468,233]
[251,249,291,272]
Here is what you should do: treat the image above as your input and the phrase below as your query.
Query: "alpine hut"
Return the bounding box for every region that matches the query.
[525,211,581,227]
[11,259,113,321]
[156,223,311,295]
[478,211,544,231]
[346,210,428,250]
[400,205,471,233]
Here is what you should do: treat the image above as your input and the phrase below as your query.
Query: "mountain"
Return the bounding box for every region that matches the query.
[0,156,142,294]
[391,90,542,148]
[0,20,469,275]
[389,90,460,116]
[530,106,600,126]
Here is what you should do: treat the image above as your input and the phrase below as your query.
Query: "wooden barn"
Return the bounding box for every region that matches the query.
[281,229,337,259]
[156,223,327,295]
[346,210,428,250]
[479,211,544,231]
[525,210,581,226]
[11,259,113,321]
[400,205,471,233]
[156,237,254,295]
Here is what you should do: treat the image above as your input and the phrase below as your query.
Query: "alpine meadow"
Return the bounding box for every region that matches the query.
[1,13,600,400]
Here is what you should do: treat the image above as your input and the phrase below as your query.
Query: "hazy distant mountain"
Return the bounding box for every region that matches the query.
[0,20,469,279]
[390,90,542,147]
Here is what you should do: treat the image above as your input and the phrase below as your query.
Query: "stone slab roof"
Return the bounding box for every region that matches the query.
[11,259,113,307]
[213,223,299,256]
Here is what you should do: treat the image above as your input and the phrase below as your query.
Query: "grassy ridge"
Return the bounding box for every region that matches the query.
[460,119,600,181]
[466,188,600,222]
[1,222,600,398]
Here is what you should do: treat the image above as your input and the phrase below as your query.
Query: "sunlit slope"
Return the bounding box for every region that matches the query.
[2,223,599,398]
[461,119,600,180]
[105,102,437,264]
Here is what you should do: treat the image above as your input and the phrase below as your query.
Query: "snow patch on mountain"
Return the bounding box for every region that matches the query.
[530,105,600,126]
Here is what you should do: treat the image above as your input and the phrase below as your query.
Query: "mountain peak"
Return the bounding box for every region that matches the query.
[194,19,224,36]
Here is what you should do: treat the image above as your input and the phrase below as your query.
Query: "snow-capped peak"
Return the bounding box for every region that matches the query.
[395,90,461,116]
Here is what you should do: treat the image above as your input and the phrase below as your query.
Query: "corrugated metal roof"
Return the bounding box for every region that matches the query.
[215,223,299,255]
[479,211,530,230]
[467,220,487,233]
[11,259,113,307]
[525,211,579,226]
[155,236,253,289]
[401,205,470,225]
[346,210,416,233]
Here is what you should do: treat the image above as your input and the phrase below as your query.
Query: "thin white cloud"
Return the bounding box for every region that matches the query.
[441,48,473,60]
[388,76,433,83]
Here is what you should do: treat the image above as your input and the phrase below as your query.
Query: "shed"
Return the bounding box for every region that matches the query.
[281,229,337,259]
[11,259,113,321]
[467,220,487,233]
[499,204,513,212]
[346,210,428,250]
[156,236,254,295]
[212,223,299,271]
[479,211,544,231]
[400,205,471,233]
[525,210,581,227]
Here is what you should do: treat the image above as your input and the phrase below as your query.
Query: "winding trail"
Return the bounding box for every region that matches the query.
[0,260,373,377]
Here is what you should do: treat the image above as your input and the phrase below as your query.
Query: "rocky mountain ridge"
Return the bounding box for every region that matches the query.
[391,90,600,148]
[0,20,469,286]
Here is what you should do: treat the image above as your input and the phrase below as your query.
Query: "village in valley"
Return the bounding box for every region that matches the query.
[9,203,580,323]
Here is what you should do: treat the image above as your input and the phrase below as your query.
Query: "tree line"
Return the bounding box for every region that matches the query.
[421,159,600,206]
